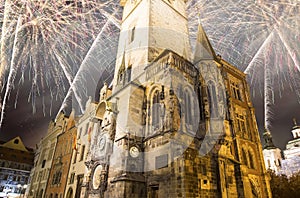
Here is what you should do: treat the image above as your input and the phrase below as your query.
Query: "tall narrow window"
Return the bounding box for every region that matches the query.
[208,82,218,118]
[184,90,192,124]
[127,66,132,82]
[230,80,242,101]
[236,113,247,133]
[130,27,135,43]
[248,152,255,169]
[80,145,85,161]
[73,150,77,164]
[152,91,160,129]
[242,149,248,166]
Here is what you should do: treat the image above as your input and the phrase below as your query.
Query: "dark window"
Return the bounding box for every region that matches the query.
[69,173,75,184]
[80,145,85,161]
[14,139,19,144]
[41,160,46,168]
[242,149,248,166]
[248,152,255,169]
[73,150,77,164]
[130,27,135,43]
[127,67,132,82]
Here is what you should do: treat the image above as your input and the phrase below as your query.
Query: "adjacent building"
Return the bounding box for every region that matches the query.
[45,111,77,198]
[280,119,300,177]
[28,112,68,198]
[65,98,98,198]
[0,136,34,197]
[262,128,282,175]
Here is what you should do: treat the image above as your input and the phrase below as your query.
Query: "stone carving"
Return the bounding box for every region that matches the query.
[159,100,166,130]
[101,111,116,139]
[99,82,108,101]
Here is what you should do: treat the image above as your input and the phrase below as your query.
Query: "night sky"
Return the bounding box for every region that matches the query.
[0,1,299,151]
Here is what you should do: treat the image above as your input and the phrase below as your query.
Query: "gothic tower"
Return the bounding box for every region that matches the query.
[86,1,272,197]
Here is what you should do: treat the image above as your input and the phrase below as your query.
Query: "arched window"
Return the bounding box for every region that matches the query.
[207,81,218,118]
[152,90,160,129]
[184,90,192,124]
[248,151,255,169]
[66,188,73,198]
[39,189,44,198]
[242,149,248,166]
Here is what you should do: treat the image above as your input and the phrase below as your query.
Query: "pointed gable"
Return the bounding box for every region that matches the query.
[193,23,217,63]
[1,136,29,152]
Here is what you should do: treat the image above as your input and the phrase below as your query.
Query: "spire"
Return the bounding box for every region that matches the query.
[293,118,300,129]
[193,22,217,63]
[263,127,276,149]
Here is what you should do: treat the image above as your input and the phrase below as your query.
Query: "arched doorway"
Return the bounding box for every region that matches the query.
[39,189,44,198]
[66,188,73,198]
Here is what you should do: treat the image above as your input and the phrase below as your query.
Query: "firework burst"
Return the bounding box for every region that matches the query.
[188,0,300,129]
[0,0,121,126]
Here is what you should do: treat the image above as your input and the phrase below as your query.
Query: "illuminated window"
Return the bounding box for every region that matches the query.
[242,149,248,166]
[236,113,247,133]
[230,81,242,101]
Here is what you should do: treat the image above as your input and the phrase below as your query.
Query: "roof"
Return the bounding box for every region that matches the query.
[193,23,217,63]
[0,136,31,152]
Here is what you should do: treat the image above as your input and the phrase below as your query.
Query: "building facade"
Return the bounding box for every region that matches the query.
[262,128,282,175]
[45,111,77,198]
[83,0,271,198]
[28,112,68,198]
[28,0,272,197]
[0,137,34,197]
[280,119,300,177]
[65,98,98,198]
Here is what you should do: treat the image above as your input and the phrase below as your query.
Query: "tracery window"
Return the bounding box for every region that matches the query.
[184,90,192,124]
[230,80,242,101]
[236,113,247,133]
[242,149,248,166]
[248,151,255,169]
[151,90,160,129]
[207,81,218,118]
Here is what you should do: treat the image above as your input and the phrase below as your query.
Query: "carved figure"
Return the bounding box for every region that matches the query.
[99,82,108,101]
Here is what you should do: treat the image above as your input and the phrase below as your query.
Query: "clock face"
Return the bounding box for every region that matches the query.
[92,164,103,190]
[129,146,140,158]
[99,136,106,151]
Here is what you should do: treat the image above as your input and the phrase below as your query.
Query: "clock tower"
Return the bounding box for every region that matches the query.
[86,0,272,197]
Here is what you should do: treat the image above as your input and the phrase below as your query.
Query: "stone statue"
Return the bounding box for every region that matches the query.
[101,111,116,139]
[166,95,175,131]
[99,82,108,101]
[159,100,166,130]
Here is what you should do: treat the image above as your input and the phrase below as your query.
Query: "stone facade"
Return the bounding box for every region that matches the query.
[28,0,272,197]
[84,0,271,198]
[65,98,98,198]
[44,111,76,198]
[28,112,68,198]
